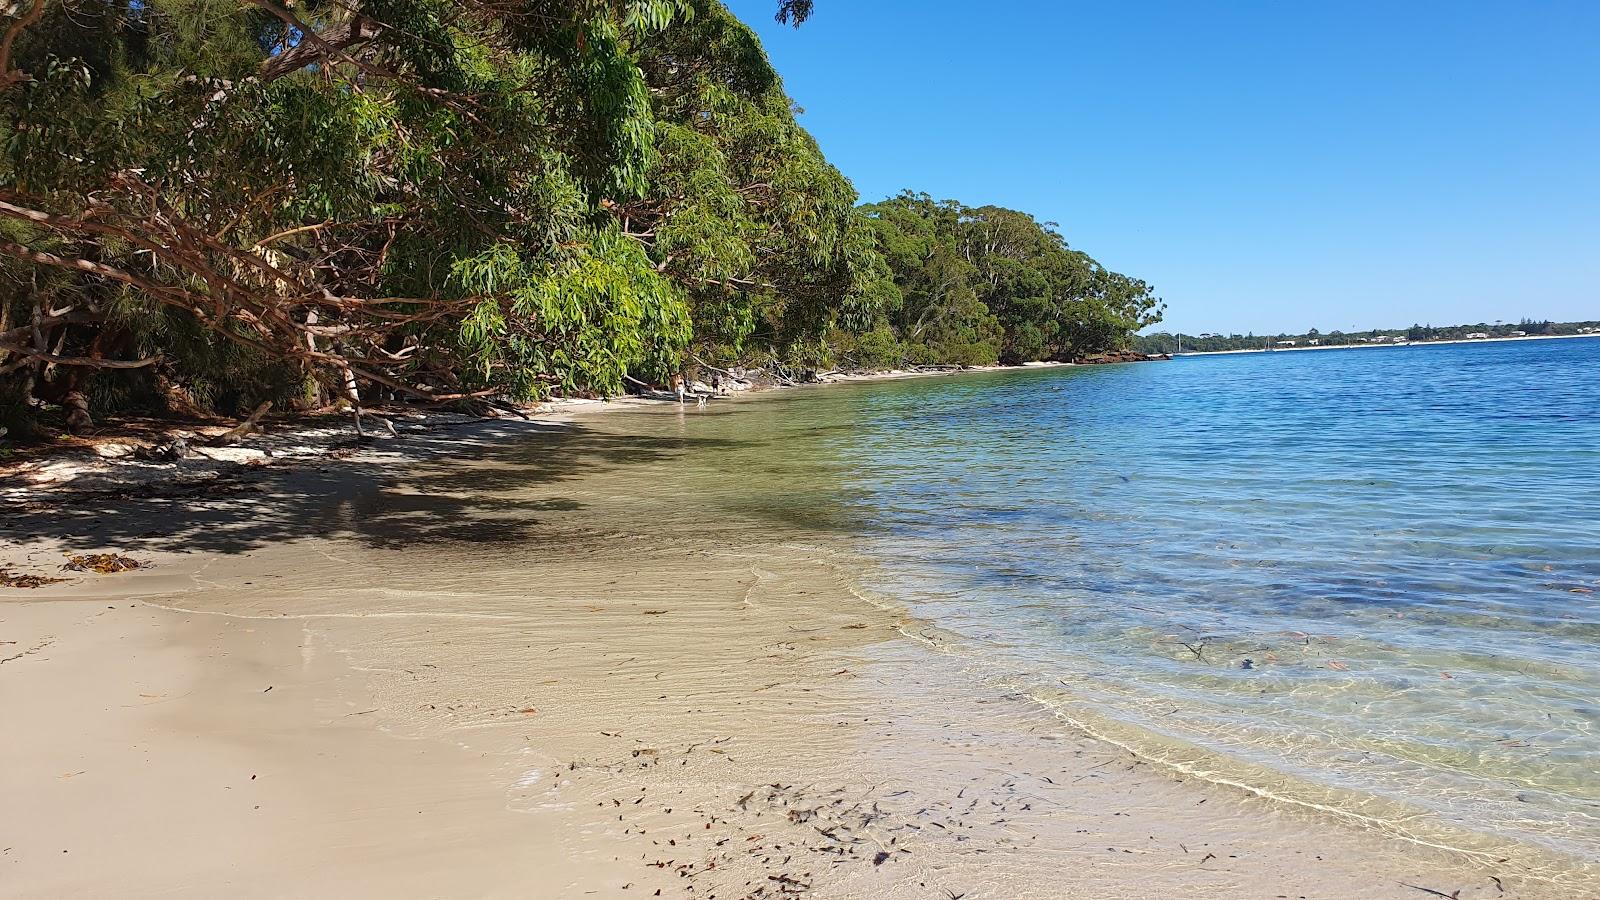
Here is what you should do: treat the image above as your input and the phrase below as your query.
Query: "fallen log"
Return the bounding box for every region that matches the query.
[210,400,272,445]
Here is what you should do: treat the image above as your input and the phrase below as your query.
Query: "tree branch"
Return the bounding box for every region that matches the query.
[0,0,45,91]
[251,1,381,83]
[0,339,159,370]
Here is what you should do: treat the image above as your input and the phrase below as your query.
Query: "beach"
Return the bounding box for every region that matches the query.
[2,382,1579,900]
[5,1,1595,895]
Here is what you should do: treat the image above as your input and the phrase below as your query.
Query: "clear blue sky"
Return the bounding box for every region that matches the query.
[725,1,1600,334]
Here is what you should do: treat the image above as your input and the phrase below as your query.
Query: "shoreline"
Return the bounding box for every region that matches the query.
[0,360,1074,504]
[2,372,1583,898]
[1171,331,1600,357]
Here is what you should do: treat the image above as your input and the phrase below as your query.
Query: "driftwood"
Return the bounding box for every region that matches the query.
[484,398,530,420]
[760,362,799,387]
[210,401,272,446]
[350,406,398,438]
[135,437,193,461]
[690,355,746,380]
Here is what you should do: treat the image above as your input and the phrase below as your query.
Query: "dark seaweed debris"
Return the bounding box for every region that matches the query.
[0,567,68,588]
[63,553,143,574]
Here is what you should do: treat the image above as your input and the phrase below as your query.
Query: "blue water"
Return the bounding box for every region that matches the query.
[829,339,1600,870]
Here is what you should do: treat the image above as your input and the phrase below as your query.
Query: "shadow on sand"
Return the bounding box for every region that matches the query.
[2,420,752,556]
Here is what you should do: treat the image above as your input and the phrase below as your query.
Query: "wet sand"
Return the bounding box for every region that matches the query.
[0,404,1577,898]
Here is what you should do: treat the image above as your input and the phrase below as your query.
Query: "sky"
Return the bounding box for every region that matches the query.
[724,1,1600,334]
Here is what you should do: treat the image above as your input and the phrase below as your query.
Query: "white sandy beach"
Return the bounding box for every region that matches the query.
[1,394,1585,899]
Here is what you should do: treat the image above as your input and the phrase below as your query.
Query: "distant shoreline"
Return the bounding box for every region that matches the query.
[1174,331,1600,357]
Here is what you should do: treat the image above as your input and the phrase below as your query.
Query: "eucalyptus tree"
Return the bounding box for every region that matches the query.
[0,0,857,433]
[859,192,1163,365]
[627,0,888,363]
[0,0,1160,438]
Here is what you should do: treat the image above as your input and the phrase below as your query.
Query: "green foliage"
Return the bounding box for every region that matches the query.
[0,0,884,420]
[632,0,885,357]
[0,0,1159,435]
[827,324,903,369]
[451,232,691,397]
[859,192,1162,365]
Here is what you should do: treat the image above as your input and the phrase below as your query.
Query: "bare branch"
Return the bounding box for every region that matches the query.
[0,340,160,370]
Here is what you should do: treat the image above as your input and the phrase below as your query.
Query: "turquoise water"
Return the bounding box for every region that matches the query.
[828,339,1600,870]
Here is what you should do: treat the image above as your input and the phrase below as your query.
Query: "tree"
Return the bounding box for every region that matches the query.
[0,1,1161,438]
[0,0,873,433]
[858,192,1160,365]
[631,1,886,360]
[774,0,813,25]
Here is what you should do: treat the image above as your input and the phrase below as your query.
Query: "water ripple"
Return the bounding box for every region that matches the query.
[834,340,1600,866]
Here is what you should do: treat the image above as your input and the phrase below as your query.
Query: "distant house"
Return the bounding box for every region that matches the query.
[1509,330,1527,337]
[1389,335,1407,342]
[1465,332,1490,339]
[1307,339,1320,346]
[1276,340,1296,347]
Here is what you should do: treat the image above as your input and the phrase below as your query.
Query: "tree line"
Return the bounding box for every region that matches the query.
[1135,319,1600,354]
[0,0,1160,436]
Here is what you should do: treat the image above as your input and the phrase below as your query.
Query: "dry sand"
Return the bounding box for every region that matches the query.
[1,405,1584,899]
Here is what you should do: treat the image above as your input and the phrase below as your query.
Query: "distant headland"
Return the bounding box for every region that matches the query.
[1136,319,1600,355]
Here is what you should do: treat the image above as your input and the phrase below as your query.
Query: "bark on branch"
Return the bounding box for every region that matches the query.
[0,339,159,370]
[0,0,45,91]
[251,1,382,83]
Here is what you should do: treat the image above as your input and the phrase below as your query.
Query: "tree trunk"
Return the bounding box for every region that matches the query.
[63,390,92,435]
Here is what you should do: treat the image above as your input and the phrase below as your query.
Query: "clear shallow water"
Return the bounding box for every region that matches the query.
[357,338,1595,878]
[818,340,1600,869]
